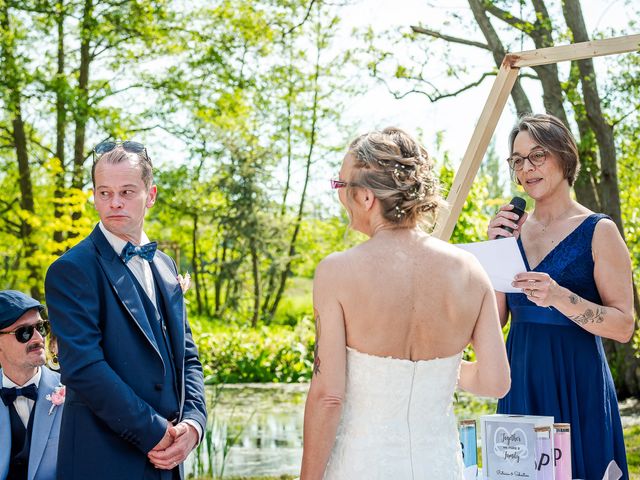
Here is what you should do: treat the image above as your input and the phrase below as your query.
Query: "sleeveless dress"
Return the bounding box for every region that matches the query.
[323,346,465,479]
[498,214,628,479]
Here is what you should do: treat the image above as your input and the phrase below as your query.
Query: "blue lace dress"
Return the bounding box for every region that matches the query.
[498,214,628,479]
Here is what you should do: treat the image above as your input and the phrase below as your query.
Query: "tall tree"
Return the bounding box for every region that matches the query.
[0,0,174,296]
[364,0,640,395]
[148,0,352,325]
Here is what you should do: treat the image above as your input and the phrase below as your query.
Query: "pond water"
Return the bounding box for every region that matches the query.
[186,383,308,478]
[185,384,497,478]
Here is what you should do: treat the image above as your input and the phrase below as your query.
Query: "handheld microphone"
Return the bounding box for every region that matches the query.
[496,196,526,239]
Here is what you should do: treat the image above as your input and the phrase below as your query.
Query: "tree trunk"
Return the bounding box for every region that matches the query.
[1,2,40,299]
[54,4,67,247]
[268,28,321,318]
[562,0,640,398]
[562,0,623,230]
[191,213,203,316]
[467,0,532,116]
[250,238,260,328]
[565,62,601,212]
[71,0,93,199]
[214,240,227,315]
[280,46,295,216]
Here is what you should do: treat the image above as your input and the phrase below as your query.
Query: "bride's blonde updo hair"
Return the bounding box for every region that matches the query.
[347,127,444,228]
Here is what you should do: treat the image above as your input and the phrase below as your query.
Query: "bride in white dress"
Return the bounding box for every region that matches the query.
[300,128,511,480]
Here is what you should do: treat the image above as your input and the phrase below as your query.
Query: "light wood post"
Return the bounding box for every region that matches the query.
[433,34,640,242]
[433,61,519,240]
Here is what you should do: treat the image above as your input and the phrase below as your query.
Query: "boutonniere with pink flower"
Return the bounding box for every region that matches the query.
[177,272,191,294]
[45,384,65,415]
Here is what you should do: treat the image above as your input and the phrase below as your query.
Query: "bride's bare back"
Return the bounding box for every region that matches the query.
[333,229,487,361]
[301,127,509,480]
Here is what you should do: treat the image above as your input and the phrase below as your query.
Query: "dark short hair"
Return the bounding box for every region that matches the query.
[508,113,580,186]
[91,147,154,189]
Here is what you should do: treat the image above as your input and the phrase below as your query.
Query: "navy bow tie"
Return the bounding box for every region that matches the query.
[0,384,38,406]
[120,241,157,264]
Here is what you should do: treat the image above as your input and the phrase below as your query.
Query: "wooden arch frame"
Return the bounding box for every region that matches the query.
[433,34,640,241]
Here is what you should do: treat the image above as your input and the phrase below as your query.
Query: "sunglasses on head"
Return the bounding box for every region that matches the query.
[0,321,50,343]
[92,140,150,163]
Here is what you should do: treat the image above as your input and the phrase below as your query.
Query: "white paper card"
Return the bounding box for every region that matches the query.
[455,237,527,293]
[464,465,478,480]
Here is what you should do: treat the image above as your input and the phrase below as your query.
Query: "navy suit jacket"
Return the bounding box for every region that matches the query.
[0,367,63,480]
[44,225,207,480]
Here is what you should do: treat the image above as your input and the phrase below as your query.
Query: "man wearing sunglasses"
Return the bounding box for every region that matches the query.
[0,290,62,480]
[44,141,206,480]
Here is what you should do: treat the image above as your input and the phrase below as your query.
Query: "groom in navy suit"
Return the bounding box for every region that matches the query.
[44,141,207,480]
[0,290,62,480]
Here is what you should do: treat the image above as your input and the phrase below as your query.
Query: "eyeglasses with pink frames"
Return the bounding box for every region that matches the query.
[330,179,348,189]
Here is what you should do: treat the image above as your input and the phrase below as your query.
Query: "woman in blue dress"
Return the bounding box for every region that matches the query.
[487,113,634,479]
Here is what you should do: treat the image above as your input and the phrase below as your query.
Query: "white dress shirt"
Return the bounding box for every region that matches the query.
[99,222,203,442]
[2,368,41,427]
[99,222,157,305]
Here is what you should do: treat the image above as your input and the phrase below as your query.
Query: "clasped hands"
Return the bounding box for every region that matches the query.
[148,421,199,470]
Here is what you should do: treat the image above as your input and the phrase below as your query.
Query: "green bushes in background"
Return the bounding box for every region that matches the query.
[192,316,315,384]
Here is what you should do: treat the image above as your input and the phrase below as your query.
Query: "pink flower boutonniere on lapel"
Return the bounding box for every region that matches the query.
[45,384,65,415]
[177,272,191,294]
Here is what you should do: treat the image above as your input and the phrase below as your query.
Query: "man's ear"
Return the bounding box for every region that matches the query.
[146,185,158,208]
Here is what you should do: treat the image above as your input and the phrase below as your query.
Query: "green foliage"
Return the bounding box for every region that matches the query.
[192,317,315,384]
[270,277,313,326]
[438,158,505,245]
[0,156,94,292]
[0,0,175,297]
[1,0,356,321]
[144,0,356,325]
[624,425,640,475]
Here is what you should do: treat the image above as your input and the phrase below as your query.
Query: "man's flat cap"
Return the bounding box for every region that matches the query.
[0,290,44,330]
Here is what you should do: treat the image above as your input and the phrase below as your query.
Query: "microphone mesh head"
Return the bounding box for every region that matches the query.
[510,196,526,212]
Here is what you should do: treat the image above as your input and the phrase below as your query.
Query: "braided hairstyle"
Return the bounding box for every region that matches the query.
[347,127,444,228]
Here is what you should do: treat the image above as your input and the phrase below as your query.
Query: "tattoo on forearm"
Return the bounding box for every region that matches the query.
[568,294,582,305]
[568,306,606,325]
[313,310,321,376]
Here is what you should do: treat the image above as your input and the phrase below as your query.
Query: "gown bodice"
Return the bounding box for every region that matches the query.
[324,346,465,479]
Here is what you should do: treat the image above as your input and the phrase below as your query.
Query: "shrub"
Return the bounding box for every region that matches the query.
[192,317,315,384]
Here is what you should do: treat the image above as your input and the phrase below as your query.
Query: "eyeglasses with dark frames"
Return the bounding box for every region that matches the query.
[0,321,50,344]
[507,149,548,171]
[92,140,151,165]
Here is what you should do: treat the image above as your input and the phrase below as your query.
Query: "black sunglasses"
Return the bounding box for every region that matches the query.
[0,321,50,343]
[92,140,150,164]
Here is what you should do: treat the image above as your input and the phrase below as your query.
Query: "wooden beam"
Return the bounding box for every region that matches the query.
[434,60,520,240]
[507,34,640,68]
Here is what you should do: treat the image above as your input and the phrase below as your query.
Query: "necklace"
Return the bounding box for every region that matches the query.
[536,205,574,233]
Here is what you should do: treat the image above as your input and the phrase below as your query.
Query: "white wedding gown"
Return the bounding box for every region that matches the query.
[324,346,465,479]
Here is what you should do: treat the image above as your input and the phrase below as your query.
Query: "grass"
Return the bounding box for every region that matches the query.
[626,425,640,478]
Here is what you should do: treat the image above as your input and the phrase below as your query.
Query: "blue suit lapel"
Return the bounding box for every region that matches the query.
[28,368,61,480]
[0,370,10,480]
[150,256,185,369]
[90,226,161,358]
